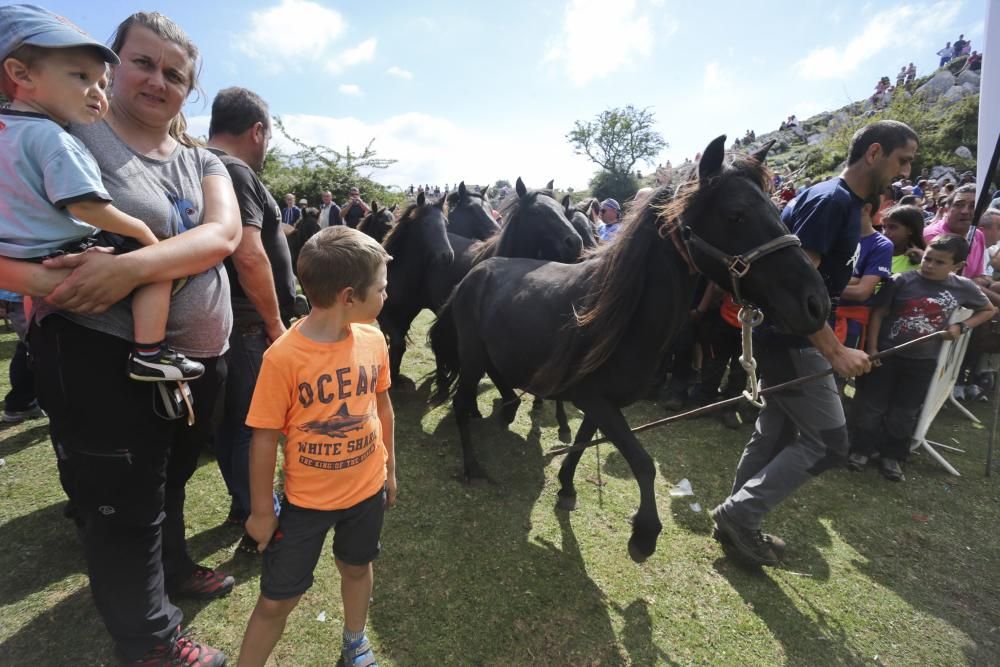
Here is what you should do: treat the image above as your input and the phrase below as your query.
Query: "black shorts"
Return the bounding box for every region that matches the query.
[260,486,387,601]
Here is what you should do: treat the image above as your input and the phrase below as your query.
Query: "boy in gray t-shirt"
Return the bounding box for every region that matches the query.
[849,234,996,480]
[0,5,201,381]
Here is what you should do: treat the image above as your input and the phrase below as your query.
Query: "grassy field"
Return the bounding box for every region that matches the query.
[2,310,999,666]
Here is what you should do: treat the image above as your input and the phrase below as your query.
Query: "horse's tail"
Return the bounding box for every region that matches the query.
[428,295,460,403]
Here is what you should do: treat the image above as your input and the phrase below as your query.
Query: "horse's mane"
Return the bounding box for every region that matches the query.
[532,153,771,395]
[382,203,422,254]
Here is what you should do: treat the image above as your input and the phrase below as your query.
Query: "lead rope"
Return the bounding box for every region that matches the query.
[738,306,766,409]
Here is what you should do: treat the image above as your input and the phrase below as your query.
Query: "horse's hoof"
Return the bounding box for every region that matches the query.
[501,402,519,425]
[555,493,577,511]
[627,537,654,563]
[558,428,572,444]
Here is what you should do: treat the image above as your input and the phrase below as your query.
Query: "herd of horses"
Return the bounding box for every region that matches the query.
[315,137,828,561]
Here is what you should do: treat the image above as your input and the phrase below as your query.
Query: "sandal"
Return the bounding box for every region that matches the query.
[341,635,377,667]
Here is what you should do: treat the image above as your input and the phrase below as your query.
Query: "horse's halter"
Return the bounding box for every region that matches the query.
[666,221,800,307]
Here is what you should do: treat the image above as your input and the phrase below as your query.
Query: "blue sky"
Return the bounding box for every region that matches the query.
[20,0,988,190]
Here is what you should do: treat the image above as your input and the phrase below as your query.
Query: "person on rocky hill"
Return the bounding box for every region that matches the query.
[938,41,953,67]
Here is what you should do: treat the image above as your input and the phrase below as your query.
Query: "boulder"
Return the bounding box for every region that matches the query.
[962,82,979,95]
[956,69,980,88]
[931,165,959,183]
[955,146,974,160]
[916,70,955,100]
[941,85,968,104]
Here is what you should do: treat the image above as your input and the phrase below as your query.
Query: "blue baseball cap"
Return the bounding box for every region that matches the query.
[600,198,621,212]
[0,4,119,65]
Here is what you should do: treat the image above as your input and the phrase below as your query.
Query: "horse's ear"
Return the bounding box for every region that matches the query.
[561,194,572,212]
[515,177,527,198]
[435,196,446,209]
[751,139,776,165]
[481,185,489,198]
[389,203,398,213]
[458,181,467,198]
[699,135,727,180]
[546,179,554,190]
[417,192,426,207]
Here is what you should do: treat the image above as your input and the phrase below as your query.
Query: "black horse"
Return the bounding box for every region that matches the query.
[561,194,598,250]
[430,137,829,562]
[379,192,454,388]
[358,199,397,243]
[446,181,498,240]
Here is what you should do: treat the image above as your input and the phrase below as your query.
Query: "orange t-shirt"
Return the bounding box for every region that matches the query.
[246,321,391,510]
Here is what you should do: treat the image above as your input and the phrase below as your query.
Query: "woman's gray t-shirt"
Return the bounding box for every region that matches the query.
[45,120,233,358]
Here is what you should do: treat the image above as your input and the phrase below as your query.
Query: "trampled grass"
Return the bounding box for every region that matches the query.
[2,311,999,665]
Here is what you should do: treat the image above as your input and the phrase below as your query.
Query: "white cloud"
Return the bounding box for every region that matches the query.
[233,0,375,75]
[190,112,597,190]
[234,0,345,69]
[794,1,961,80]
[326,38,377,74]
[386,66,413,80]
[703,62,727,91]
[339,84,362,96]
[544,0,653,85]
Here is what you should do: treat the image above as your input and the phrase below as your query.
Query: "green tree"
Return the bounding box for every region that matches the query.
[567,105,667,181]
[588,169,640,205]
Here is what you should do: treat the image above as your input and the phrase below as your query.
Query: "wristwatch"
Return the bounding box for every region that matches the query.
[957,322,970,335]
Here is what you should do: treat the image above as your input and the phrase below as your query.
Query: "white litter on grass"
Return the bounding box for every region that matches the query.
[669,478,694,497]
[689,502,702,513]
[316,611,327,622]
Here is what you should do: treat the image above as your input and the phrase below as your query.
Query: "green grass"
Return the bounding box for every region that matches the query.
[2,310,999,665]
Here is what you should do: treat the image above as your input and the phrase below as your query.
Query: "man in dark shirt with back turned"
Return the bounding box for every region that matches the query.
[206,87,297,546]
[711,120,918,566]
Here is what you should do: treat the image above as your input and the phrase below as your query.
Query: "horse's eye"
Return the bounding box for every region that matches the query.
[729,214,744,224]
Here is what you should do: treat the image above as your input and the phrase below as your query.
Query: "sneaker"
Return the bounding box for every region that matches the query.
[128,627,227,666]
[879,457,905,482]
[168,566,235,600]
[2,404,46,423]
[129,347,205,382]
[341,634,377,667]
[710,505,779,566]
[846,452,869,472]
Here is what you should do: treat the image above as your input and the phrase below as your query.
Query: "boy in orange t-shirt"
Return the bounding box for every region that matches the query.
[237,226,396,667]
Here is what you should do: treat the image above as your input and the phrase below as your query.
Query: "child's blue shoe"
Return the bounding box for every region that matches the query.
[340,635,377,667]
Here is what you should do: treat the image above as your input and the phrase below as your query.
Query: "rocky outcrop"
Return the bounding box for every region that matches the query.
[916,70,956,101]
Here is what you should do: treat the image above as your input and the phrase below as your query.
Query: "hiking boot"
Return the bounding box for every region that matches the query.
[710,505,779,566]
[2,403,46,423]
[846,452,868,472]
[129,347,204,382]
[712,526,786,555]
[168,566,235,600]
[128,627,227,666]
[879,457,905,482]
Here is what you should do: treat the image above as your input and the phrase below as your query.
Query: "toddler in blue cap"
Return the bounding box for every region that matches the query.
[0,4,203,382]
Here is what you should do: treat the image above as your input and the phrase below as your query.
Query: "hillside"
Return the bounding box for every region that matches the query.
[655,60,985,190]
